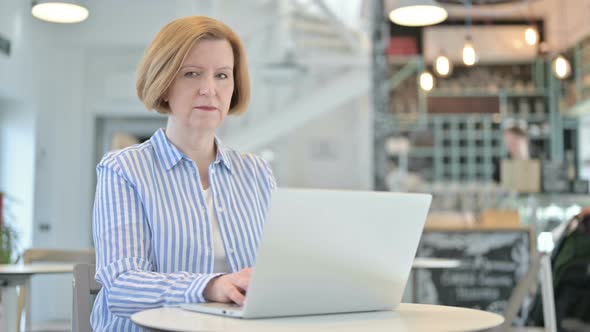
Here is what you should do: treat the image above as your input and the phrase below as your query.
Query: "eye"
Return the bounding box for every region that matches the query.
[216,73,229,79]
[184,71,200,78]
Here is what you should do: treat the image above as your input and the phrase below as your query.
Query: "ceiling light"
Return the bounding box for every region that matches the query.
[31,1,89,24]
[419,71,435,91]
[553,55,571,79]
[434,54,453,77]
[462,36,477,66]
[389,0,448,27]
[524,26,538,46]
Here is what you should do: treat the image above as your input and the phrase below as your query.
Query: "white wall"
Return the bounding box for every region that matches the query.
[0,0,34,252]
[276,95,373,190]
[0,0,35,100]
[0,99,36,253]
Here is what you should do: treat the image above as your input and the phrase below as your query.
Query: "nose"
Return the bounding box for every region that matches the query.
[198,76,216,96]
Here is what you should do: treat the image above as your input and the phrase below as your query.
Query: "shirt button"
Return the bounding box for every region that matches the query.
[218,207,224,213]
[228,248,235,254]
[210,169,216,174]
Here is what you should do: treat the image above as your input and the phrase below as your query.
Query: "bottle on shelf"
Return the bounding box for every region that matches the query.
[534,98,545,120]
[518,98,530,118]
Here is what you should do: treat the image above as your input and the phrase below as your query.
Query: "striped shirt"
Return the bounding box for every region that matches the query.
[91,128,276,331]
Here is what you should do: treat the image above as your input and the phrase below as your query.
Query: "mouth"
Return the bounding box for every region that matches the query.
[194,106,218,112]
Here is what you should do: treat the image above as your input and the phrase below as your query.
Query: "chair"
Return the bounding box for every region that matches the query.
[493,252,555,332]
[71,264,101,332]
[16,248,95,332]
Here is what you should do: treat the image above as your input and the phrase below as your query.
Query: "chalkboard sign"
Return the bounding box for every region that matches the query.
[415,230,530,320]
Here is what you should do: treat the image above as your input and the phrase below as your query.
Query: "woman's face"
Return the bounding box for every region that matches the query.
[165,38,235,133]
[504,131,520,152]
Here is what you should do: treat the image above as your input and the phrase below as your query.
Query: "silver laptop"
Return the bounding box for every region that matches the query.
[181,188,431,319]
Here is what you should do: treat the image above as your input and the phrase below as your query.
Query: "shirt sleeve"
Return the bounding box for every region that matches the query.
[92,159,222,317]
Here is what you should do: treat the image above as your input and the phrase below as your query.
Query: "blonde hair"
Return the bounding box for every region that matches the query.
[136,16,250,114]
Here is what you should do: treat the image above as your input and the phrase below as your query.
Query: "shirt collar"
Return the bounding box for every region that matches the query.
[214,136,233,172]
[151,128,232,172]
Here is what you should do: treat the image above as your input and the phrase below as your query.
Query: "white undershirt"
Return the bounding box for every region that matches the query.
[203,188,230,273]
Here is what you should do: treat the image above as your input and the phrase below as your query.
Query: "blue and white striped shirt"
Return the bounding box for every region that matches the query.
[91,128,276,331]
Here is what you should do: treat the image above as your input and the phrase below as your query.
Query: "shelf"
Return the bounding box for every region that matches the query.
[529,135,551,140]
[581,63,590,75]
[430,113,497,119]
[504,115,549,122]
[505,90,548,97]
[409,147,435,157]
[428,90,500,98]
[411,147,505,157]
[385,57,558,183]
[428,89,547,98]
[409,149,503,157]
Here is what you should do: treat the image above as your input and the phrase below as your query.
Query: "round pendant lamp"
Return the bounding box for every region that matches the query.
[31,1,89,24]
[389,0,448,27]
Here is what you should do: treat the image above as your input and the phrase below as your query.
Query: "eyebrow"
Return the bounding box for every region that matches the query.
[180,64,233,70]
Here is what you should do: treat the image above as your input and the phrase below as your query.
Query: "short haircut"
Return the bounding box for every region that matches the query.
[505,125,528,138]
[136,16,250,115]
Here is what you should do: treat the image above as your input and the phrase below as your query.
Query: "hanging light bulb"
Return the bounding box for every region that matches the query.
[419,71,435,91]
[389,0,448,27]
[434,54,453,77]
[524,26,538,46]
[553,55,571,79]
[462,36,477,66]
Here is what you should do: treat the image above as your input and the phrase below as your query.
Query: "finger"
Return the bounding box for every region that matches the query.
[227,286,246,306]
[232,274,250,292]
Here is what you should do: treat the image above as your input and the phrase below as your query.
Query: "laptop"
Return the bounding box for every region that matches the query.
[181,188,431,319]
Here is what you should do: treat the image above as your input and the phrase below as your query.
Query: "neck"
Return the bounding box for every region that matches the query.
[165,121,217,167]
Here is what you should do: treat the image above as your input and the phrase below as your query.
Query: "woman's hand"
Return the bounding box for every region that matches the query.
[203,268,252,305]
